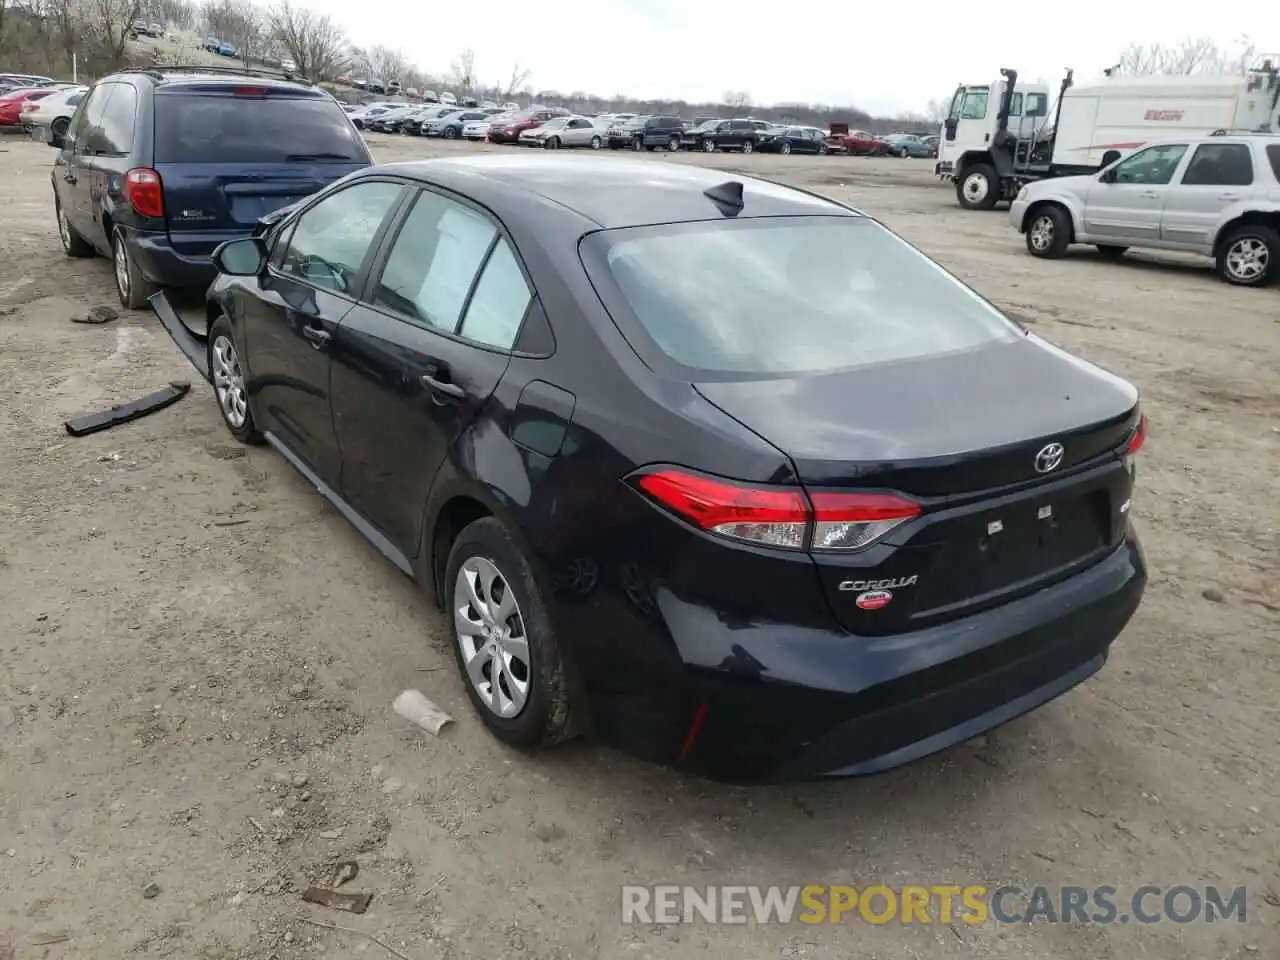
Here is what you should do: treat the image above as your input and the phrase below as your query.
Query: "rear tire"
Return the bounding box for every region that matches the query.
[1216,224,1278,287]
[111,227,157,310]
[445,517,575,748]
[56,195,93,258]
[1025,205,1072,259]
[957,163,999,210]
[1096,245,1128,259]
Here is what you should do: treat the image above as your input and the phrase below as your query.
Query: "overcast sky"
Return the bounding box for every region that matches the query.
[304,0,1273,115]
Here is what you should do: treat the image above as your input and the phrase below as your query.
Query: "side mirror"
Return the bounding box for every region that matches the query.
[1100,149,1122,169]
[213,236,267,276]
[1098,168,1117,184]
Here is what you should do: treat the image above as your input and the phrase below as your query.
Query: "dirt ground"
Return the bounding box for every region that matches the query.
[1,131,1277,960]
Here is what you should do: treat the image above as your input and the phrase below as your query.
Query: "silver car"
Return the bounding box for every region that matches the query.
[519,116,609,149]
[1011,134,1280,287]
[464,112,510,140]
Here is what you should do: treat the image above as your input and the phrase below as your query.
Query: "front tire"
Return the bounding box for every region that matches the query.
[111,227,157,310]
[957,163,999,210]
[1025,205,1072,259]
[590,135,602,149]
[741,139,754,154]
[544,135,560,149]
[445,517,575,748]
[443,126,457,139]
[632,136,644,152]
[702,138,716,153]
[780,141,791,155]
[1216,224,1278,287]
[208,314,264,444]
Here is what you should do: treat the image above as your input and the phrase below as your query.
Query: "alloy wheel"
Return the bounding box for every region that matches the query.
[781,142,791,155]
[742,140,753,154]
[454,556,531,719]
[1028,215,1055,253]
[702,139,715,152]
[211,334,248,428]
[57,204,71,252]
[1225,237,1269,282]
[113,236,130,301]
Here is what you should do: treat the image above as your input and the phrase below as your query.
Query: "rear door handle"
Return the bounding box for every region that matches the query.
[420,374,464,401]
[63,172,76,183]
[301,326,331,349]
[1217,192,1240,200]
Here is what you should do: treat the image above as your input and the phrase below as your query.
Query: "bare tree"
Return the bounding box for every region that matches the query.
[86,0,145,68]
[201,0,266,65]
[358,43,408,83]
[723,90,750,109]
[1113,36,1256,76]
[449,47,475,91]
[502,60,529,98]
[267,0,347,80]
[925,97,950,122]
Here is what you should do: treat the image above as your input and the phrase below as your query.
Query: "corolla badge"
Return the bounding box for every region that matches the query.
[1034,442,1065,474]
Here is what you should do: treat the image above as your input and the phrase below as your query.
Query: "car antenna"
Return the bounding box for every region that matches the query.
[703,180,744,216]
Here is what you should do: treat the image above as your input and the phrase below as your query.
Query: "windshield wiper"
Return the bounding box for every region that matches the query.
[284,152,355,162]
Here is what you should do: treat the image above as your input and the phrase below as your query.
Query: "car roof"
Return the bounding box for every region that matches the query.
[377,154,859,229]
[110,67,318,94]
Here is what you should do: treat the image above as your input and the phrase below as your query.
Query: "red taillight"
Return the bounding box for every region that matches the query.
[124,168,164,218]
[632,469,920,552]
[1124,413,1147,456]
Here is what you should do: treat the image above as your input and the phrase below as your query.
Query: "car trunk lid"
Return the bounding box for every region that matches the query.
[694,338,1141,634]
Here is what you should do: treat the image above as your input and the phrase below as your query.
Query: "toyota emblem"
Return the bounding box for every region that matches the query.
[1034,442,1065,474]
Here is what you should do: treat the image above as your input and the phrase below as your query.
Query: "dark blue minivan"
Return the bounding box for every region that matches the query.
[50,66,372,308]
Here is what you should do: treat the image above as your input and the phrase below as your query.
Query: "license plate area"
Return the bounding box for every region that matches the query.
[911,491,1111,615]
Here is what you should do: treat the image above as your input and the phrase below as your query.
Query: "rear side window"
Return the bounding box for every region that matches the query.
[1268,145,1280,181]
[99,83,137,154]
[581,217,1021,377]
[1181,143,1253,186]
[154,92,366,164]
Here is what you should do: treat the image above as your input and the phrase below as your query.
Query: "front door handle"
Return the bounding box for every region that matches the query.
[1140,190,1160,199]
[420,373,464,402]
[301,326,331,349]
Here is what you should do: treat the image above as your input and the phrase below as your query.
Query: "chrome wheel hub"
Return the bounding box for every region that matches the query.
[963,173,988,203]
[454,556,530,719]
[57,206,70,250]
[211,334,248,428]
[1226,237,1268,281]
[1029,215,1054,251]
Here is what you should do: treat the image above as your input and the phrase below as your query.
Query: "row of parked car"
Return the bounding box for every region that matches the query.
[348,100,940,157]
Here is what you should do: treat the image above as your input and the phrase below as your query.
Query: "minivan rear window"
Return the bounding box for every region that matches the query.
[581,216,1022,377]
[154,92,367,164]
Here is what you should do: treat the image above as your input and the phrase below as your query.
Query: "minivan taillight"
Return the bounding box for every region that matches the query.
[124,167,164,218]
[632,469,920,552]
[1124,412,1147,456]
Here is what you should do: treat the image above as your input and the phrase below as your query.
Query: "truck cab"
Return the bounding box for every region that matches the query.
[938,74,1052,207]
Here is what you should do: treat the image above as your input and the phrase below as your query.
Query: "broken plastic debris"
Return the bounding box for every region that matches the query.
[393,689,453,736]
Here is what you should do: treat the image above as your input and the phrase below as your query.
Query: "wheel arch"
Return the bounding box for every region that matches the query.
[1212,210,1280,258]
[953,149,995,178]
[1024,199,1076,243]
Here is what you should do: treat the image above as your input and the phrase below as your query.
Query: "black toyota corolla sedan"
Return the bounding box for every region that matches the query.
[167,154,1147,783]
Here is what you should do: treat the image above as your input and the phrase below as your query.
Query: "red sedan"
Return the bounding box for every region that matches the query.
[0,87,55,126]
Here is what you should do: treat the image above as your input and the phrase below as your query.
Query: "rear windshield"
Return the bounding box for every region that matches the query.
[154,92,366,164]
[581,217,1021,377]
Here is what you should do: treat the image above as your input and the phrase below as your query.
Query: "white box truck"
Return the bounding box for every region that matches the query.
[937,61,1280,210]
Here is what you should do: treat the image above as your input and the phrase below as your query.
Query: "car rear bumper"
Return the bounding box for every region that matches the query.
[581,532,1145,783]
[126,229,217,290]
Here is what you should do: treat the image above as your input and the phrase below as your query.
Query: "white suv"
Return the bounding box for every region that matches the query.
[1010,134,1280,287]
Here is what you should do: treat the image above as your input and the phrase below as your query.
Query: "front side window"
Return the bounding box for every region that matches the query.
[1007,93,1023,117]
[581,217,1021,377]
[960,88,989,120]
[372,190,498,332]
[946,86,964,120]
[277,181,403,293]
[1112,144,1188,185]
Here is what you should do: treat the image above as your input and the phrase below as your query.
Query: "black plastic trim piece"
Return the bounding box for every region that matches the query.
[64,381,191,436]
